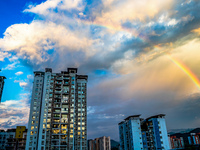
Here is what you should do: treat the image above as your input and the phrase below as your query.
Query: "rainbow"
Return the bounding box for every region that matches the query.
[79,18,200,90]
[78,19,148,42]
[168,55,200,89]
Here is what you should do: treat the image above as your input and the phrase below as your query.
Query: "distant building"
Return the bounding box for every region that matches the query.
[26,68,88,150]
[169,128,200,149]
[169,135,184,149]
[0,130,7,150]
[0,126,27,150]
[88,136,111,150]
[0,76,6,103]
[118,114,170,150]
[88,139,96,150]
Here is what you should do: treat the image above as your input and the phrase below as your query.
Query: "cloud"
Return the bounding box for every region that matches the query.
[24,0,84,16]
[90,0,174,32]
[14,74,33,90]
[1,62,19,71]
[192,27,200,35]
[15,71,23,76]
[0,51,11,61]
[0,21,95,65]
[0,93,30,129]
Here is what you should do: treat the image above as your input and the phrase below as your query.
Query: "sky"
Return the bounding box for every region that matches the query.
[0,0,200,141]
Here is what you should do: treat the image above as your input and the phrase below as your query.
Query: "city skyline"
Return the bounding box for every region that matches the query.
[0,0,200,141]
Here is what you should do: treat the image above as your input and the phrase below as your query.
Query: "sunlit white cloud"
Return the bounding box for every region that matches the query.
[15,71,23,76]
[0,21,95,64]
[24,0,84,16]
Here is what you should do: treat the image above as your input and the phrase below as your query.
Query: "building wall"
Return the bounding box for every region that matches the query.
[0,76,6,103]
[0,130,7,150]
[119,115,170,150]
[118,116,143,150]
[26,72,45,150]
[26,68,88,150]
[15,126,26,139]
[88,136,111,150]
[129,119,143,150]
[0,127,27,150]
[157,118,170,150]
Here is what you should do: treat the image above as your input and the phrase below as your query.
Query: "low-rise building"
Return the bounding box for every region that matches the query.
[169,128,200,149]
[0,126,27,150]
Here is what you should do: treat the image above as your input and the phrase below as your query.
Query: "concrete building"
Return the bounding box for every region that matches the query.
[0,130,7,150]
[0,126,27,150]
[118,115,143,150]
[0,76,6,103]
[169,135,184,149]
[142,114,170,150]
[26,68,88,150]
[118,114,170,150]
[169,128,200,149]
[88,136,111,150]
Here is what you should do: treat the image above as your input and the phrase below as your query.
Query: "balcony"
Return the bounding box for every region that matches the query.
[55,91,61,94]
[55,86,61,90]
[63,82,69,85]
[54,96,61,99]
[56,77,63,81]
[53,109,61,113]
[55,82,62,85]
[62,91,69,95]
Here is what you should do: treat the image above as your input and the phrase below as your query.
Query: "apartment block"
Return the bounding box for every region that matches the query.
[118,114,170,150]
[26,68,88,150]
[88,136,111,150]
[0,126,27,150]
[0,76,6,103]
[141,114,170,150]
[118,115,143,150]
[169,128,200,149]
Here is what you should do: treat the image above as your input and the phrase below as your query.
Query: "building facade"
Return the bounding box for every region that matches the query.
[88,136,111,150]
[0,130,7,150]
[141,114,170,150]
[0,126,27,150]
[0,76,6,103]
[169,128,200,149]
[26,68,88,150]
[118,115,143,150]
[118,114,170,150]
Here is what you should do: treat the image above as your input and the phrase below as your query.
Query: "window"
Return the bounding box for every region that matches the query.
[30,131,33,135]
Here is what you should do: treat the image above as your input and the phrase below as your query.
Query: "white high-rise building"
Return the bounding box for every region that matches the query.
[26,68,88,150]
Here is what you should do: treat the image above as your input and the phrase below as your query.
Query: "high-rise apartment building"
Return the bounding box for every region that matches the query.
[26,68,88,150]
[118,114,170,150]
[0,76,6,103]
[141,114,170,150]
[118,115,143,150]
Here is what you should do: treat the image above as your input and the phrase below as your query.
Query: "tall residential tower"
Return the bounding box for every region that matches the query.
[26,68,88,150]
[0,76,6,103]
